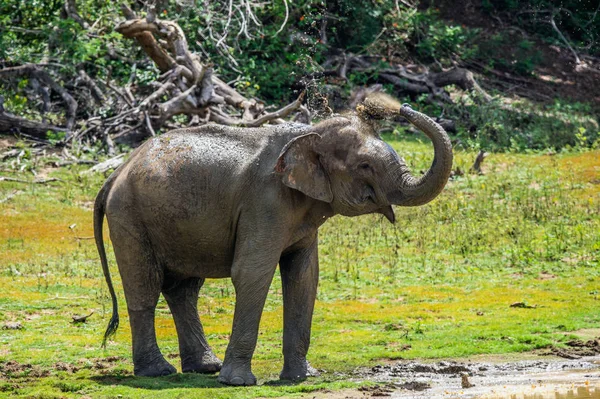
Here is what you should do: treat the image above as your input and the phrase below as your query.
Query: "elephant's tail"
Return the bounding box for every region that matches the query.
[94,177,119,348]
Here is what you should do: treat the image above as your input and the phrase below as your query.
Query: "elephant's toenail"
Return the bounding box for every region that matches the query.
[230,376,244,385]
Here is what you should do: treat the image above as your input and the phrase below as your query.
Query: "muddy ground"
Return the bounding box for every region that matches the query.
[304,356,600,399]
[304,339,600,399]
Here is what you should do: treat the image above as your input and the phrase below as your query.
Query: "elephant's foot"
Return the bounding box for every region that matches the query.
[217,362,256,386]
[133,356,177,377]
[182,351,223,374]
[280,360,320,381]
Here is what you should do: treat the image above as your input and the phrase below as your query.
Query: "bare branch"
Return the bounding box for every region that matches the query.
[0,176,62,184]
[274,0,289,36]
[0,65,77,132]
[62,0,89,29]
[77,70,105,104]
[211,91,305,127]
[549,14,581,66]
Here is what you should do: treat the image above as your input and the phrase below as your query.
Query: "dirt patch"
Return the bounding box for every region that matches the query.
[370,362,471,376]
[75,200,94,211]
[537,272,556,280]
[54,362,79,373]
[358,384,395,397]
[547,338,600,359]
[565,329,600,341]
[0,357,125,380]
[90,355,126,373]
[0,137,18,151]
[97,355,124,364]
[0,361,50,379]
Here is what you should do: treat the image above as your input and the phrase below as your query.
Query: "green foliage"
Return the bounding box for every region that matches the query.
[482,0,600,54]
[46,131,66,145]
[476,33,543,76]
[382,7,542,75]
[171,0,328,103]
[457,98,600,152]
[382,7,477,65]
[0,0,125,66]
[0,0,597,153]
[325,0,393,51]
[411,10,478,65]
[400,91,599,152]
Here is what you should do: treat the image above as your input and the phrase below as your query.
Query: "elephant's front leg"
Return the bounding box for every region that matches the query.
[279,236,319,381]
[217,240,280,386]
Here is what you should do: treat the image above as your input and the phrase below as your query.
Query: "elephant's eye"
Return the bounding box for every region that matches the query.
[358,162,371,171]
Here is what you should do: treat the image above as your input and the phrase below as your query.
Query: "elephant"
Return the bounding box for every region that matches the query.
[94,93,453,386]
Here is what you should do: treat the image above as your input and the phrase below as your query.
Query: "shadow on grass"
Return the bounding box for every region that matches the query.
[91,372,223,390]
[91,373,306,390]
[262,378,305,387]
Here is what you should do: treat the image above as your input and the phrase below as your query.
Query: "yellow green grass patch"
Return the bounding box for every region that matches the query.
[0,141,598,398]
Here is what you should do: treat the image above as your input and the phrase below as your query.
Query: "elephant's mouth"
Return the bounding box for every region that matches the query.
[362,184,396,224]
[363,184,378,206]
[363,183,389,209]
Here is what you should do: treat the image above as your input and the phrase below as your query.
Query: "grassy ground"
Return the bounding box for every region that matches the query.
[0,136,598,398]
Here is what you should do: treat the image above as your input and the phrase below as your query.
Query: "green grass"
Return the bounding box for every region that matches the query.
[0,137,598,398]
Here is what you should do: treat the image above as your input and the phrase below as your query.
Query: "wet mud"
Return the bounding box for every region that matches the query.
[317,355,600,399]
[548,338,600,360]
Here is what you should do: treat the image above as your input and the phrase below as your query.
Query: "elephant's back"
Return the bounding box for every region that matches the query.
[103,124,308,277]
[131,123,311,183]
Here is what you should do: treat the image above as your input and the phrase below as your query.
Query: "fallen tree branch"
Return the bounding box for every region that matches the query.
[238,91,305,127]
[328,54,491,105]
[549,13,581,66]
[0,176,62,184]
[85,154,126,174]
[0,190,21,203]
[62,0,89,29]
[0,112,67,138]
[76,70,105,104]
[0,65,78,132]
[432,68,493,102]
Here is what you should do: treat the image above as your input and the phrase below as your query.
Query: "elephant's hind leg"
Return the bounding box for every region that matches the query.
[110,222,176,377]
[162,277,222,373]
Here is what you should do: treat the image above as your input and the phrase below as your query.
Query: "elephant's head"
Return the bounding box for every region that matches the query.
[275,93,453,222]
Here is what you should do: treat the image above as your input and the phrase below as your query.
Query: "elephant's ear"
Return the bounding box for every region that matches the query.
[275,133,333,203]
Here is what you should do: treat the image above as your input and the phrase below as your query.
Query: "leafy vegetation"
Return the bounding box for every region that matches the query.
[411,93,600,152]
[482,0,600,54]
[2,0,599,153]
[1,137,598,398]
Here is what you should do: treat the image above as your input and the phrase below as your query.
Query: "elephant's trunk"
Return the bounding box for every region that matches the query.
[387,104,453,207]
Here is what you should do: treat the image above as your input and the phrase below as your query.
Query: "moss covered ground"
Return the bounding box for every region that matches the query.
[0,137,598,398]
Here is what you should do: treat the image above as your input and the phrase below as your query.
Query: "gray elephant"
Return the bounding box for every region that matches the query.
[94,94,453,385]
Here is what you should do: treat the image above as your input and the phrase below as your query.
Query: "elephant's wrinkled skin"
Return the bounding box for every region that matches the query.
[94,100,453,385]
